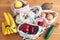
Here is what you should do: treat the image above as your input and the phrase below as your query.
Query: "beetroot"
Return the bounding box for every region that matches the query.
[38,22,45,27]
[19,23,39,34]
[19,23,29,33]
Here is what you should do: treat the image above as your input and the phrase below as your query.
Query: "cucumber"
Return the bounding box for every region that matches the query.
[44,25,55,40]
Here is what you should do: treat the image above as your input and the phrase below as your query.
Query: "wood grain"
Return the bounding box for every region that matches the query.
[0,0,60,40]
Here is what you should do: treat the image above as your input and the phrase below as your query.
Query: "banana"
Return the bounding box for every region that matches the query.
[7,12,16,27]
[6,27,10,35]
[7,12,17,33]
[4,28,8,35]
[7,29,11,35]
[2,22,5,34]
[2,12,17,35]
[11,27,17,33]
[3,12,10,26]
[9,27,14,34]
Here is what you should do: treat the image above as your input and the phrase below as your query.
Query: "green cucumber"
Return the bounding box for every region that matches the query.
[45,25,55,40]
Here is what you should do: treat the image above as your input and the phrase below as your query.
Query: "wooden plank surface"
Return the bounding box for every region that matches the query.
[0,0,60,40]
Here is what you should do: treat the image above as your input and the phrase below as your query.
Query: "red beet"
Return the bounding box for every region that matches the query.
[19,23,39,34]
[30,25,38,34]
[38,22,45,27]
[19,23,30,33]
[31,26,35,34]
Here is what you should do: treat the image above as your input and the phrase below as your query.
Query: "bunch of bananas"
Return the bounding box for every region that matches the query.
[2,12,18,35]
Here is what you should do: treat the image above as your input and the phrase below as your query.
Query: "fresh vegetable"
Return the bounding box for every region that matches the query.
[41,12,46,17]
[31,26,38,34]
[14,0,23,8]
[40,12,56,20]
[44,25,55,40]
[38,22,45,27]
[46,13,53,20]
[41,3,53,10]
[19,23,39,34]
[34,18,48,27]
[19,23,30,33]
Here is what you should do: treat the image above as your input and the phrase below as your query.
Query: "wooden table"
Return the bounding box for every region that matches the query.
[0,0,60,40]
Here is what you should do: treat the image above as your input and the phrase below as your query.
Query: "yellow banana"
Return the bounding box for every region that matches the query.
[6,27,10,35]
[2,22,5,34]
[7,30,11,35]
[3,12,10,26]
[11,27,17,33]
[7,12,16,27]
[7,12,17,33]
[9,27,14,34]
[4,27,8,35]
[3,12,17,35]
